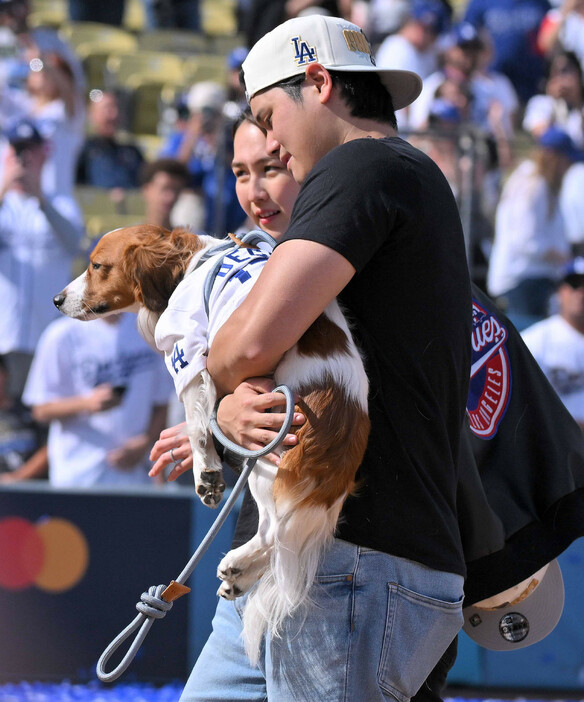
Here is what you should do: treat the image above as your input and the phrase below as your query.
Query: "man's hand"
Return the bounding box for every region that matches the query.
[84,384,124,413]
[108,433,150,471]
[217,378,305,465]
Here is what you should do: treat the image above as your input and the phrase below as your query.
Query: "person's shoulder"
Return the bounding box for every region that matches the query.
[38,315,80,346]
[521,315,560,344]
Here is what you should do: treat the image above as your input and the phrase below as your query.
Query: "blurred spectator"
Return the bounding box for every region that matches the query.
[240,0,350,49]
[366,0,412,50]
[523,49,584,147]
[76,91,146,196]
[487,127,577,330]
[463,0,551,105]
[560,159,584,253]
[522,257,584,432]
[142,0,200,31]
[68,0,125,25]
[376,0,449,79]
[0,355,48,484]
[160,81,246,236]
[0,120,84,398]
[226,46,249,108]
[26,52,85,197]
[538,0,584,73]
[23,313,173,488]
[139,158,189,230]
[0,0,84,93]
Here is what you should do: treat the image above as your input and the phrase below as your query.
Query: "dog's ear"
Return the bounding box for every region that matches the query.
[121,229,194,313]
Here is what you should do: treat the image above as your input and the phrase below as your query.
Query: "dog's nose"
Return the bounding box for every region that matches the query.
[53,292,66,309]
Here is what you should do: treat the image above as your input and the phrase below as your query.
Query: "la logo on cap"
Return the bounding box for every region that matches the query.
[291,36,318,66]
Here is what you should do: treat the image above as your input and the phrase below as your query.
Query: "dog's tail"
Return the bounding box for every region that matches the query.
[241,496,345,665]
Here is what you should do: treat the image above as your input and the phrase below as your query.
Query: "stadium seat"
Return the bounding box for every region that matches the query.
[75,186,120,217]
[105,51,188,90]
[137,28,211,55]
[86,213,144,240]
[201,0,237,36]
[183,54,228,86]
[59,21,137,53]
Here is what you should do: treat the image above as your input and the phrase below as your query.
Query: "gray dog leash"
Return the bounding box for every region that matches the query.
[96,384,295,683]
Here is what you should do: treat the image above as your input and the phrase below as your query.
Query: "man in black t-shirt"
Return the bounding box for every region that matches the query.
[178,15,471,702]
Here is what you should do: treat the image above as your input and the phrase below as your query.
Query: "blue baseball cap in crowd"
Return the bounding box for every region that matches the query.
[429,98,462,124]
[410,0,450,35]
[562,257,584,282]
[451,21,483,49]
[227,46,249,71]
[5,119,44,150]
[538,126,584,161]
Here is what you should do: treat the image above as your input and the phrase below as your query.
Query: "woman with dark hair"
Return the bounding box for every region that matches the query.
[523,49,584,147]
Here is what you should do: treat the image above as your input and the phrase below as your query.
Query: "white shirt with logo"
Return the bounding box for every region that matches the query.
[23,314,173,487]
[522,314,584,423]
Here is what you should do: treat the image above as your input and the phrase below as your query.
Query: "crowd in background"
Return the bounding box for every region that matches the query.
[1,0,584,488]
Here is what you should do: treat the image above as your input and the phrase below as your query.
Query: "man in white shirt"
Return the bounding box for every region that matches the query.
[375,0,449,128]
[0,119,84,397]
[522,258,584,431]
[23,313,173,487]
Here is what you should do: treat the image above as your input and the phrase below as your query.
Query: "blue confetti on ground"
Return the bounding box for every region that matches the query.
[0,685,581,702]
[0,681,185,702]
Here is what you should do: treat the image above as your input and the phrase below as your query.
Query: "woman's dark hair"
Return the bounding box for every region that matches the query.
[232,106,262,138]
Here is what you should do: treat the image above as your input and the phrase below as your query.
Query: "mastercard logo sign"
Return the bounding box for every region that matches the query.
[0,516,89,592]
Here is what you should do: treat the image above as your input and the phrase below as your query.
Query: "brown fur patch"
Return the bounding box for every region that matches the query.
[297,315,350,359]
[273,380,370,509]
[120,227,204,312]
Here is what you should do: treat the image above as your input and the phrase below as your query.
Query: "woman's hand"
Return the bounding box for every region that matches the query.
[217,378,305,465]
[149,422,193,482]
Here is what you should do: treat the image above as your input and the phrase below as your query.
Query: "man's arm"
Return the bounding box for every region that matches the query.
[0,445,49,483]
[207,239,356,396]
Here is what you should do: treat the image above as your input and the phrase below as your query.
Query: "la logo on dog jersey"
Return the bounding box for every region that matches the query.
[171,344,189,374]
[291,36,317,65]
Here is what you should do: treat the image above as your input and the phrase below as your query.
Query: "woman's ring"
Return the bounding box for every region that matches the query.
[170,447,178,463]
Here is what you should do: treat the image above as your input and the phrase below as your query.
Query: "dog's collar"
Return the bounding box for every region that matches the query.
[193,230,277,317]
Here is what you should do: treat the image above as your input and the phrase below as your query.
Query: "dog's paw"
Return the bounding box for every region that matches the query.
[195,470,226,507]
[216,552,267,599]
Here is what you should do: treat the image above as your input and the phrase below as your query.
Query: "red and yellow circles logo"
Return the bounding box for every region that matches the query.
[0,516,89,592]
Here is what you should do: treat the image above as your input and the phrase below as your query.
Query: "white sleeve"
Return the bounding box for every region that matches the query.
[522,95,554,133]
[561,163,584,244]
[22,322,75,406]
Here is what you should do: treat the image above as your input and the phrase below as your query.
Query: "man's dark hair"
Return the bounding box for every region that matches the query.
[268,72,397,129]
[139,158,189,187]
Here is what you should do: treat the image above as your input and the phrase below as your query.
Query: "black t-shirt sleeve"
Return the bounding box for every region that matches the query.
[279,139,402,272]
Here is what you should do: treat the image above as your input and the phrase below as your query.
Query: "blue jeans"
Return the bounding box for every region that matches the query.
[180,539,464,702]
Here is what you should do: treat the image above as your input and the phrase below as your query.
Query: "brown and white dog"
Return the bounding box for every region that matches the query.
[54,224,370,662]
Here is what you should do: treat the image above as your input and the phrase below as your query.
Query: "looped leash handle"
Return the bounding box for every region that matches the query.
[97,583,181,683]
[209,384,295,459]
[96,385,295,683]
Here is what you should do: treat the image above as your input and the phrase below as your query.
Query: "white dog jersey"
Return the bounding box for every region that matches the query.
[155,243,270,397]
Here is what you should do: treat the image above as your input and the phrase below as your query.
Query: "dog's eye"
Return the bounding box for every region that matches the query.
[92,262,101,270]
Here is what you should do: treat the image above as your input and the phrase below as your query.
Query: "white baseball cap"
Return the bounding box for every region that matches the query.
[462,559,564,651]
[242,15,423,110]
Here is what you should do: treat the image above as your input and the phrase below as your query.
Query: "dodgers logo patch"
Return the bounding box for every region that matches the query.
[467,300,511,438]
[291,36,317,65]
